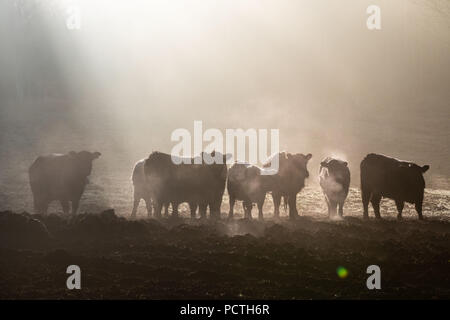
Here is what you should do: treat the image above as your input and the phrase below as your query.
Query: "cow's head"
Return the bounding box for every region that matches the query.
[69,151,101,176]
[286,153,312,178]
[398,162,430,189]
[320,157,348,172]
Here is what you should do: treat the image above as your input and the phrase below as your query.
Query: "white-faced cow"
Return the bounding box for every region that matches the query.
[319,157,350,218]
[360,153,430,220]
[227,162,276,220]
[29,151,101,215]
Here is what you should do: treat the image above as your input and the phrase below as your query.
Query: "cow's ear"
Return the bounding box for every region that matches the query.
[320,161,328,167]
[421,165,430,173]
[92,152,101,160]
[343,161,348,167]
[305,153,312,161]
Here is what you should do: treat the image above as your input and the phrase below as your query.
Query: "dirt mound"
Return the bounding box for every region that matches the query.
[44,209,167,244]
[0,211,51,248]
[0,210,170,249]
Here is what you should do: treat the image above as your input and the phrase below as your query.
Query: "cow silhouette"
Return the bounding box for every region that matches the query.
[360,153,429,220]
[319,157,350,218]
[227,162,276,220]
[264,152,312,219]
[131,159,169,218]
[29,151,101,215]
[144,151,229,219]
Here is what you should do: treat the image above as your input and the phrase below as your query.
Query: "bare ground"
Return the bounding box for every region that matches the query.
[0,189,449,299]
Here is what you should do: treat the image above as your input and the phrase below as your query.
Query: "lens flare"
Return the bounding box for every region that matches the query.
[337,266,348,278]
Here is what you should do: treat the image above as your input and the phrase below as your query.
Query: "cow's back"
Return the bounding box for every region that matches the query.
[360,153,413,200]
[29,154,78,200]
[29,154,66,188]
[145,151,227,204]
[132,159,146,186]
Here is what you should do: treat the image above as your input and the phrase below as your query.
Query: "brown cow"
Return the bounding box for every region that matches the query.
[130,159,169,219]
[227,162,276,220]
[264,152,312,219]
[29,151,101,215]
[144,151,229,219]
[360,153,429,220]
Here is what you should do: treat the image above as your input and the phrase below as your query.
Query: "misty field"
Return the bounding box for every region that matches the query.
[1,0,449,300]
[1,185,449,299]
[0,112,449,299]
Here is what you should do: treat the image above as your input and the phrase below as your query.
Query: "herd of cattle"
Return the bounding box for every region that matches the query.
[28,150,430,220]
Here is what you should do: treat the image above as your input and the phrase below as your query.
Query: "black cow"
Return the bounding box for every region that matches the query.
[319,157,350,218]
[227,162,275,220]
[360,153,430,220]
[29,151,101,215]
[264,152,312,219]
[130,159,169,219]
[144,151,229,219]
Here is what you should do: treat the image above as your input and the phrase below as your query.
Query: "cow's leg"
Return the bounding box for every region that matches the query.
[395,200,404,220]
[163,203,169,217]
[60,200,70,215]
[288,193,298,219]
[283,196,289,214]
[144,197,152,218]
[257,200,264,220]
[199,203,207,219]
[41,200,50,215]
[210,201,221,220]
[228,195,235,219]
[329,200,338,217]
[415,200,424,220]
[71,198,80,215]
[325,198,331,217]
[131,194,140,219]
[189,202,197,219]
[361,188,371,219]
[272,193,281,218]
[338,201,345,217]
[33,196,45,215]
[244,201,252,219]
[153,201,163,219]
[370,193,382,219]
[171,202,179,218]
[36,198,49,215]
